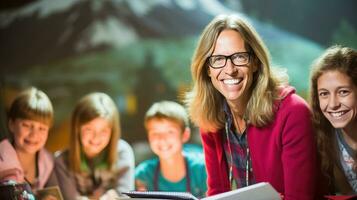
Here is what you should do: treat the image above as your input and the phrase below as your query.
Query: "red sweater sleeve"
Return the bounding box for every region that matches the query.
[201,130,230,196]
[280,94,316,200]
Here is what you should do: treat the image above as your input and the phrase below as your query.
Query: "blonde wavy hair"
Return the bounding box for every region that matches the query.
[185,14,288,132]
[69,92,120,173]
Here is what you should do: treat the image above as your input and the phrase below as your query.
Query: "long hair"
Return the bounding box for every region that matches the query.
[309,45,357,181]
[69,92,120,173]
[8,87,53,141]
[184,14,288,132]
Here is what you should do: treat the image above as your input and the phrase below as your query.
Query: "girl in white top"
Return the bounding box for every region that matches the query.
[54,92,135,200]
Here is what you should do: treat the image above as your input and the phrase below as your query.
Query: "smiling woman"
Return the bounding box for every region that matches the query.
[309,45,357,195]
[206,29,257,115]
[184,14,320,199]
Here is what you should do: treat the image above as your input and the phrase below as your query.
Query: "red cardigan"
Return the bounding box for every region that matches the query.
[201,87,318,200]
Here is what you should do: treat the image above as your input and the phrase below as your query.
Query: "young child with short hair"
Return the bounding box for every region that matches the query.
[0,87,57,192]
[135,100,207,197]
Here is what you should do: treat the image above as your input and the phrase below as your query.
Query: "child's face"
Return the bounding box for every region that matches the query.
[9,118,49,154]
[146,118,188,159]
[318,70,357,130]
[80,117,112,158]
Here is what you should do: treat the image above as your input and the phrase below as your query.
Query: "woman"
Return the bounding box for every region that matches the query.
[185,14,317,199]
[54,92,135,200]
[310,45,357,194]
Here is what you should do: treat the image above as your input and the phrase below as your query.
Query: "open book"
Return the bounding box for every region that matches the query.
[121,182,280,200]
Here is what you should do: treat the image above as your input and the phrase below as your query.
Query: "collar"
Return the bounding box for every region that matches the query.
[223,100,233,129]
[80,150,108,172]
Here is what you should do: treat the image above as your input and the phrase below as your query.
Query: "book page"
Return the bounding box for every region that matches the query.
[122,191,199,200]
[202,182,280,200]
[119,182,280,200]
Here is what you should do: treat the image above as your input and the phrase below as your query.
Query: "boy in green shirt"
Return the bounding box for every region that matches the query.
[135,101,207,197]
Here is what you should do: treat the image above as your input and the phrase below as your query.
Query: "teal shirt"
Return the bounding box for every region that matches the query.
[135,152,207,198]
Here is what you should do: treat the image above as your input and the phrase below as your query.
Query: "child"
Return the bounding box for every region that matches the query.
[54,92,135,199]
[135,101,207,197]
[310,45,357,194]
[0,87,57,192]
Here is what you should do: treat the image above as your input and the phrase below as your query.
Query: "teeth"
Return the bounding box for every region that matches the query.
[159,146,170,151]
[331,112,345,117]
[223,79,240,85]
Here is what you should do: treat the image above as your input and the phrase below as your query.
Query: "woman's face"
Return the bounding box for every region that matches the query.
[80,117,112,158]
[207,29,257,105]
[9,118,49,154]
[317,70,357,131]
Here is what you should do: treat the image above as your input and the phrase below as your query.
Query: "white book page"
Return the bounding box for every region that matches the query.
[201,182,280,200]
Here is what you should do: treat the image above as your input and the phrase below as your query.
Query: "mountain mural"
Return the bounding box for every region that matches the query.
[0,0,231,70]
[0,0,323,149]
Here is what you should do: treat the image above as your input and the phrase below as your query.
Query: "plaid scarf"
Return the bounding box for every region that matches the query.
[223,102,255,189]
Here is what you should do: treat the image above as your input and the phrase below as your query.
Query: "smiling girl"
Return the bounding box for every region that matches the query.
[0,87,57,192]
[54,92,134,200]
[310,45,357,194]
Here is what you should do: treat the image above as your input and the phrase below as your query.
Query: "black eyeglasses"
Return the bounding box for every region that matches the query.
[207,52,251,69]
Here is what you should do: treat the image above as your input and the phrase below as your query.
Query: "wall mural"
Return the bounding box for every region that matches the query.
[1,0,356,162]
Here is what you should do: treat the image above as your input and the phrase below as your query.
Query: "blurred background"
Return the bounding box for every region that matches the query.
[1,0,356,163]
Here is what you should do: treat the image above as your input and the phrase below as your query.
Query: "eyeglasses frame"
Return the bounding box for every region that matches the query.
[207,52,251,69]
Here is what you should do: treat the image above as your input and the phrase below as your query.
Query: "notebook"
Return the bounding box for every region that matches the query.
[122,191,198,200]
[121,182,280,200]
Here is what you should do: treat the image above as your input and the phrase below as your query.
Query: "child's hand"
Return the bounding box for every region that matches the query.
[90,187,105,199]
[135,180,148,191]
[99,189,119,200]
